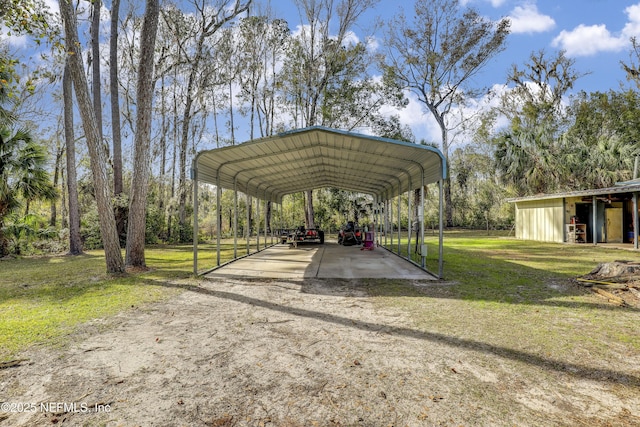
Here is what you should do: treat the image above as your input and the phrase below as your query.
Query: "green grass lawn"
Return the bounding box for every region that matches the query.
[1,233,639,368]
[0,242,240,362]
[372,231,640,366]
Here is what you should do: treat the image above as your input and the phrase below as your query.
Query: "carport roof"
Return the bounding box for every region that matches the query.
[193,126,447,203]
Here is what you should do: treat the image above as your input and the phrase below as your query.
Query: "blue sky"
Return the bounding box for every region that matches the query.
[4,0,640,145]
[265,0,640,143]
[488,0,640,92]
[269,0,640,94]
[274,0,640,93]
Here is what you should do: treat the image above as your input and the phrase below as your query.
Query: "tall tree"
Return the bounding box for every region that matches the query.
[280,0,379,229]
[161,0,251,242]
[380,0,510,226]
[111,0,126,240]
[0,70,57,256]
[125,0,160,268]
[238,16,266,140]
[248,17,289,138]
[62,59,83,255]
[49,136,64,226]
[236,15,290,231]
[564,90,639,188]
[621,36,640,90]
[494,50,584,195]
[91,0,103,143]
[59,0,124,273]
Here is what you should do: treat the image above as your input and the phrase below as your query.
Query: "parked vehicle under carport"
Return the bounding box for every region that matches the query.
[284,226,325,247]
[337,221,362,246]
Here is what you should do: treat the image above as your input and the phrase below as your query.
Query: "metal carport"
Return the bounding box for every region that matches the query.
[192,126,448,277]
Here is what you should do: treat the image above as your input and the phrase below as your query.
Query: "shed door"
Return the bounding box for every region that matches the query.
[606,208,623,243]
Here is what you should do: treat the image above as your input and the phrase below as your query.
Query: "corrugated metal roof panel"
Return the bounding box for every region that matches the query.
[194,126,447,202]
[507,183,640,203]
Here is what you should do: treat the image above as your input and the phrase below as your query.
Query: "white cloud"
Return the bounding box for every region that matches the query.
[622,3,640,39]
[552,2,640,56]
[507,3,555,34]
[341,30,360,47]
[380,87,511,146]
[552,24,627,56]
[365,35,379,52]
[460,0,508,7]
[379,91,442,144]
[1,0,59,47]
[0,27,29,48]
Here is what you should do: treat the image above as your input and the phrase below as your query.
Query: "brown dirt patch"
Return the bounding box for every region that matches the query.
[1,277,639,426]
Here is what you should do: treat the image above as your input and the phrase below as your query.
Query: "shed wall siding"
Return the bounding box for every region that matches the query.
[515,199,564,243]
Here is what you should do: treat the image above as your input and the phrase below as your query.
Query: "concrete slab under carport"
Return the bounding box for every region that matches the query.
[205,241,437,280]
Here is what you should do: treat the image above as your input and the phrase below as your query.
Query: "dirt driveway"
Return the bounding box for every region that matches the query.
[1,276,639,426]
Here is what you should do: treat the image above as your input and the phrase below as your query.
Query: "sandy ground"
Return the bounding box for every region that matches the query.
[1,276,639,427]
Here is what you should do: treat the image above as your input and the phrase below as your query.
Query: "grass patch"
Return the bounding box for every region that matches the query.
[372,231,640,364]
[0,241,250,362]
[2,232,638,372]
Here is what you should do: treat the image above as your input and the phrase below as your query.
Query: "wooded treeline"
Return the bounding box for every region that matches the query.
[1,0,640,272]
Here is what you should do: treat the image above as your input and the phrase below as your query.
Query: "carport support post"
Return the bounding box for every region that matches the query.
[256,197,260,252]
[634,192,639,250]
[246,194,251,255]
[193,167,198,275]
[278,203,283,242]
[263,194,267,249]
[379,200,383,246]
[420,173,425,269]
[233,182,238,259]
[381,200,384,245]
[380,199,383,246]
[389,196,393,247]
[376,200,381,246]
[439,179,444,278]
[592,195,597,246]
[407,182,412,260]
[379,200,383,245]
[385,198,388,246]
[216,183,221,266]
[397,187,401,255]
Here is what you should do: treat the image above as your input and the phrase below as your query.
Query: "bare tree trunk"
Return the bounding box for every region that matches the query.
[177,52,199,242]
[168,0,251,241]
[304,190,315,229]
[91,0,103,144]
[125,0,159,268]
[60,0,122,272]
[229,80,235,144]
[168,95,178,241]
[158,74,167,218]
[63,60,83,255]
[50,139,64,227]
[60,166,68,229]
[177,106,189,242]
[110,0,126,242]
[441,126,453,228]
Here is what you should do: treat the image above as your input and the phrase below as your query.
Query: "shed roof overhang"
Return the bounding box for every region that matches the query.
[507,181,640,204]
[193,126,447,202]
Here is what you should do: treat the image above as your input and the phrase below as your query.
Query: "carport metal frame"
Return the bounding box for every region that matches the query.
[192,126,448,278]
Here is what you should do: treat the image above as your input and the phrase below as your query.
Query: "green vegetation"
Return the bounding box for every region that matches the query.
[373,231,640,365]
[2,232,638,372]
[0,243,236,361]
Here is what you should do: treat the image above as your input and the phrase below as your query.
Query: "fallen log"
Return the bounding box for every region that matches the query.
[576,278,629,289]
[590,286,626,306]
